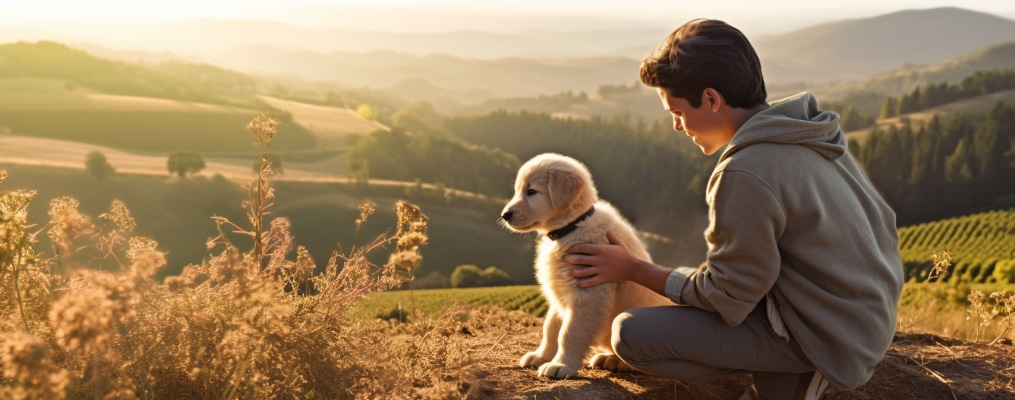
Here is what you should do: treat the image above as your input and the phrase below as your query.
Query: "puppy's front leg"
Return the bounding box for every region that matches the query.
[520,305,561,368]
[538,294,612,379]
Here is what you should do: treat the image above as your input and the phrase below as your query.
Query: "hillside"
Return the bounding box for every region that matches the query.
[0,41,265,109]
[754,7,1015,84]
[0,163,536,283]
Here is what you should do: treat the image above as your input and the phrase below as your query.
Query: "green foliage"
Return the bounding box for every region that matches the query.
[442,109,711,267]
[993,259,1015,284]
[450,265,512,288]
[852,102,1015,225]
[897,208,1015,283]
[882,69,1015,117]
[0,41,266,109]
[356,103,376,120]
[480,266,511,286]
[451,264,483,288]
[166,151,205,178]
[0,109,317,153]
[597,81,641,98]
[348,127,520,197]
[349,286,546,320]
[84,150,115,180]
[822,100,876,131]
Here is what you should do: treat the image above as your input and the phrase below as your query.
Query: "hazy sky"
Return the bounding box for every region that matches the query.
[5,0,1015,34]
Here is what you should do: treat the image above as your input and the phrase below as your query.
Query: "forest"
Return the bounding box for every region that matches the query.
[346,68,1015,255]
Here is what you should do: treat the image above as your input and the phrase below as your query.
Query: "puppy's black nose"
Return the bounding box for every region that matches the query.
[501,211,513,222]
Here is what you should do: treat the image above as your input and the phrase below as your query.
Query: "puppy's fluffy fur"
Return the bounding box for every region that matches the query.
[500,153,670,379]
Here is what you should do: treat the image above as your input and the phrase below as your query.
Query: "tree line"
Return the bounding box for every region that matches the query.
[851,101,1015,226]
[880,69,1015,118]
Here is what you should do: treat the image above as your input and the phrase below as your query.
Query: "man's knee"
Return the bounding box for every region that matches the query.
[611,307,651,364]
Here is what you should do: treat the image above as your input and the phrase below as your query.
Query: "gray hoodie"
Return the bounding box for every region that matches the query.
[665,92,904,390]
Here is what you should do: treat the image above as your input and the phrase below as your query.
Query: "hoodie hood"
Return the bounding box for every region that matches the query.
[720,92,845,162]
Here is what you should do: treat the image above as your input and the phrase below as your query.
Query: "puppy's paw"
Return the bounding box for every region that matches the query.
[537,362,579,379]
[519,351,550,368]
[589,352,631,371]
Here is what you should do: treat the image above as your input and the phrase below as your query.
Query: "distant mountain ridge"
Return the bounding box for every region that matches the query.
[3,7,1014,113]
[754,7,1015,83]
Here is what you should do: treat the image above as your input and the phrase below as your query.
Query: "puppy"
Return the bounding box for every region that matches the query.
[500,153,670,379]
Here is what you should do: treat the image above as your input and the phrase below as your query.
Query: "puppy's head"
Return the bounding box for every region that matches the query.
[500,153,597,234]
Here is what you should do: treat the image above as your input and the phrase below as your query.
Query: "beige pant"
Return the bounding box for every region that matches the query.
[612,301,816,398]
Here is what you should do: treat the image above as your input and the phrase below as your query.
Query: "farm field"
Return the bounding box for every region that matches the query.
[348,285,545,321]
[258,95,388,147]
[0,79,316,153]
[0,135,338,182]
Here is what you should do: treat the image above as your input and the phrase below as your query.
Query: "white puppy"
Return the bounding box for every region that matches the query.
[500,153,671,379]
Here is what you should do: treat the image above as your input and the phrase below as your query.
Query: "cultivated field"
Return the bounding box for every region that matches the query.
[258,95,388,148]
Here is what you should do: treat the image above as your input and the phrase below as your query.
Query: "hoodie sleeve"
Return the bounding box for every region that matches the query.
[671,168,786,326]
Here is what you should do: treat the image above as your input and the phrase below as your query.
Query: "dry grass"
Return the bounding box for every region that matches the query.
[0,115,469,399]
[2,115,1013,399]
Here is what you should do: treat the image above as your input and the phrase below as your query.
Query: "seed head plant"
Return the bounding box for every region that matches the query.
[0,114,473,399]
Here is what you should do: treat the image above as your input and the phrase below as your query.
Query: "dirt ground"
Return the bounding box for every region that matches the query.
[452,308,1015,400]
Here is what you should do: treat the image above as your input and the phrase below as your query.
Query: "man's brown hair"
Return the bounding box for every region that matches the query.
[640,19,766,108]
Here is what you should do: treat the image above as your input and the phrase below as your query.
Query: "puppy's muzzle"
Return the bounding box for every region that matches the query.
[501,211,514,223]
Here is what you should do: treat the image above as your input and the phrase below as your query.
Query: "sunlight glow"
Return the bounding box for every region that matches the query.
[3,0,1013,34]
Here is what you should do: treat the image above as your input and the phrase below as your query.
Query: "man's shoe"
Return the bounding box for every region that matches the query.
[741,370,829,400]
[794,370,830,400]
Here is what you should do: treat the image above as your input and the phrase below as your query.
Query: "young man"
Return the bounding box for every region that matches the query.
[564,19,904,399]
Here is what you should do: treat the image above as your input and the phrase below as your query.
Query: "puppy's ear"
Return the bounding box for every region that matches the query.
[546,168,583,210]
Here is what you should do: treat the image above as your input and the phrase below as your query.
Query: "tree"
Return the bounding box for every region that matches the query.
[480,266,511,286]
[167,151,205,178]
[85,150,115,179]
[451,265,483,288]
[451,265,512,288]
[252,153,283,174]
[356,103,376,121]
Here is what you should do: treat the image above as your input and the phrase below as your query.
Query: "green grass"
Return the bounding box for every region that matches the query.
[898,208,1015,283]
[0,110,317,153]
[348,285,545,321]
[0,164,535,283]
[0,83,318,153]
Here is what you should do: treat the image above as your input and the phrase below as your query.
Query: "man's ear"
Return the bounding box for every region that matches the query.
[702,88,723,111]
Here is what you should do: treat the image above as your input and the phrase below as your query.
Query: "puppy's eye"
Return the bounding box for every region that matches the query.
[525,188,538,196]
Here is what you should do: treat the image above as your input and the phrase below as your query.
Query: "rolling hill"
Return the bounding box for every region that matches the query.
[4,8,1013,112]
[753,7,1015,84]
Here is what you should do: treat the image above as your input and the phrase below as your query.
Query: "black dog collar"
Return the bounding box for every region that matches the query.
[546,207,596,240]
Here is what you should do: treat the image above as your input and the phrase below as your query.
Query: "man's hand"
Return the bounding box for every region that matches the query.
[564,231,640,288]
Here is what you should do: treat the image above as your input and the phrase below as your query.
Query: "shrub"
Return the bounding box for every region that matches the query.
[451,264,483,288]
[481,266,512,287]
[166,151,205,178]
[84,150,115,180]
[0,114,470,399]
[992,259,1015,284]
[450,265,512,288]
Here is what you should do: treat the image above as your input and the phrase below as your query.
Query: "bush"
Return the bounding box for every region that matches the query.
[85,150,115,179]
[166,151,205,178]
[0,114,471,399]
[481,266,512,286]
[451,264,512,288]
[993,259,1015,284]
[451,264,483,288]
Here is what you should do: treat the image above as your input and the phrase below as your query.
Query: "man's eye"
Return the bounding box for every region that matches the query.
[525,188,537,196]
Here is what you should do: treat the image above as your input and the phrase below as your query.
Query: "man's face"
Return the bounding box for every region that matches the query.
[657,88,732,155]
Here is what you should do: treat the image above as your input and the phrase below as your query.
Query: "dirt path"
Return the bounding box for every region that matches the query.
[457,308,1014,400]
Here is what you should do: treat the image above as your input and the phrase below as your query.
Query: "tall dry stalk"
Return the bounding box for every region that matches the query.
[0,114,477,399]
